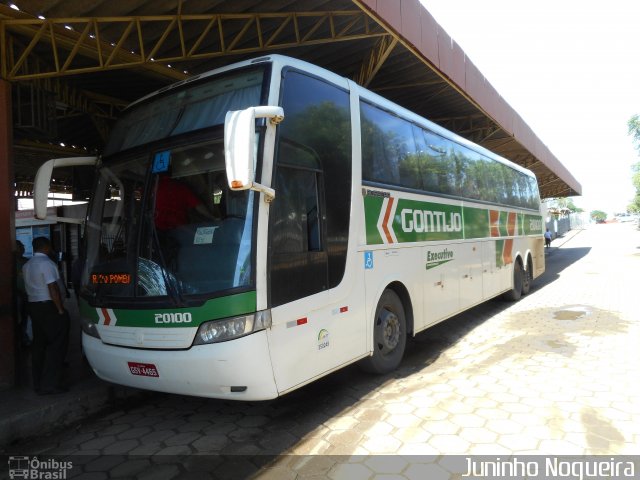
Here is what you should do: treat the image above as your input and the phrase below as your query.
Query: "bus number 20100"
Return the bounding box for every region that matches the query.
[154,312,193,324]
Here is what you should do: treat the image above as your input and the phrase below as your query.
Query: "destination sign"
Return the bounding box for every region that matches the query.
[91,273,131,285]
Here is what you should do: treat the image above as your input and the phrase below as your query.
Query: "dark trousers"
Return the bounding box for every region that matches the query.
[27,301,70,392]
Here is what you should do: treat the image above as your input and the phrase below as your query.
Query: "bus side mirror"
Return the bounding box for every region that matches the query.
[224,106,284,203]
[33,156,98,223]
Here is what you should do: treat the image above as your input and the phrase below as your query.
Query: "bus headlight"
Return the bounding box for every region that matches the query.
[193,310,272,345]
[81,317,101,339]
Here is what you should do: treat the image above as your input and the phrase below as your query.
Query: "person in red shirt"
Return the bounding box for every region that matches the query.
[154,174,212,230]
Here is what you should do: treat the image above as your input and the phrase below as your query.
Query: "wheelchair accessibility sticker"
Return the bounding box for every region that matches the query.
[364,251,374,270]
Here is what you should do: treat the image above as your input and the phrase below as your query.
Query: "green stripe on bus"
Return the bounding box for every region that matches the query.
[364,195,385,245]
[364,193,543,244]
[462,206,490,239]
[79,290,257,328]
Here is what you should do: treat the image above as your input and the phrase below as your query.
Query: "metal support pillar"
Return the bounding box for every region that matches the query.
[0,79,16,389]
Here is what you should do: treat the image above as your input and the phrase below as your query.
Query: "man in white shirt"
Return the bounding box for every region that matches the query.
[22,236,69,394]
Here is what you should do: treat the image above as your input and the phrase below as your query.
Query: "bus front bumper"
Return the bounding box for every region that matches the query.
[82,330,278,400]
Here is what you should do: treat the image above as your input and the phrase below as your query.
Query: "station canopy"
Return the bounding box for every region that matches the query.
[1,0,581,200]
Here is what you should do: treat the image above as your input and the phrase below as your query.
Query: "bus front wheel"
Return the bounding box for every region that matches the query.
[522,257,533,295]
[361,289,407,374]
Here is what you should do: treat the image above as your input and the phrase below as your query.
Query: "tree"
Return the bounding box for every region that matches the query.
[628,114,640,152]
[590,210,607,222]
[627,115,640,212]
[565,198,584,213]
[549,197,584,213]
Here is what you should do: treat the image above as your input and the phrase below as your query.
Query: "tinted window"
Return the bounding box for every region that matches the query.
[270,71,351,306]
[361,100,539,210]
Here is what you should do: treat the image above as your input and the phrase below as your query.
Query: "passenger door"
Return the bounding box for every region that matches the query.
[266,69,362,393]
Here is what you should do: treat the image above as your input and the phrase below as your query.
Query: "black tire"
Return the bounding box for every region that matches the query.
[522,257,532,295]
[361,289,407,374]
[503,260,523,301]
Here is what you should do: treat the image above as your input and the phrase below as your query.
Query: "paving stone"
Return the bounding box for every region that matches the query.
[288,437,332,455]
[324,429,364,447]
[422,420,459,435]
[364,455,408,474]
[361,421,393,438]
[458,427,497,444]
[353,408,388,422]
[102,438,140,455]
[428,434,470,453]
[485,418,526,435]
[176,420,211,433]
[227,427,262,442]
[450,413,485,428]
[191,433,229,452]
[140,430,175,444]
[538,439,585,455]
[360,435,402,454]
[258,430,298,453]
[323,415,359,431]
[127,443,164,455]
[393,426,431,444]
[237,415,270,428]
[117,426,152,441]
[155,444,193,455]
[99,423,131,436]
[326,461,372,480]
[386,414,421,429]
[84,455,128,473]
[108,459,151,478]
[137,463,181,480]
[383,402,415,415]
[404,462,451,480]
[79,435,117,451]
[164,431,201,447]
[497,433,540,451]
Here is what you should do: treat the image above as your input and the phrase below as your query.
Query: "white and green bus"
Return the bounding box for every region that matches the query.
[35,55,545,400]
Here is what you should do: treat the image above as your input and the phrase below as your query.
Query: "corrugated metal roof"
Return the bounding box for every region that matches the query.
[2,0,580,198]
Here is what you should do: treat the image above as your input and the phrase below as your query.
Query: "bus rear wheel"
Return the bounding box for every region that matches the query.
[503,260,524,301]
[361,289,407,374]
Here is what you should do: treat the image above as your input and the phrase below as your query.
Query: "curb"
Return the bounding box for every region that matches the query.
[0,378,145,449]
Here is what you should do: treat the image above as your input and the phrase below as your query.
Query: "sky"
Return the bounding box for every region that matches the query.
[420,0,640,214]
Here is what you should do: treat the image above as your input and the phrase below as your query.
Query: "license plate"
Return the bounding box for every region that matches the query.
[128,362,159,377]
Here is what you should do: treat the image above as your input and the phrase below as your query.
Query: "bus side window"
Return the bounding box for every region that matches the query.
[272,164,322,254]
[270,151,327,306]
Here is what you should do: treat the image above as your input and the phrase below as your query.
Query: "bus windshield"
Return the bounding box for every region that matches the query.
[83,138,255,304]
[80,66,267,305]
[104,67,265,156]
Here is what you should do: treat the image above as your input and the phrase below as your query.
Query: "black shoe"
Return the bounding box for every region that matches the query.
[38,387,69,395]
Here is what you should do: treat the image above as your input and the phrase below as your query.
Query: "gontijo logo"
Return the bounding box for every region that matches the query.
[370,194,465,245]
[401,209,462,233]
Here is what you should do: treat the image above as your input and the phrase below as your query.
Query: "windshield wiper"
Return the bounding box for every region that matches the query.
[149,218,186,307]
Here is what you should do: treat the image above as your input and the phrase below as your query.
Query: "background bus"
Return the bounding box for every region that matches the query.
[34,55,545,400]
